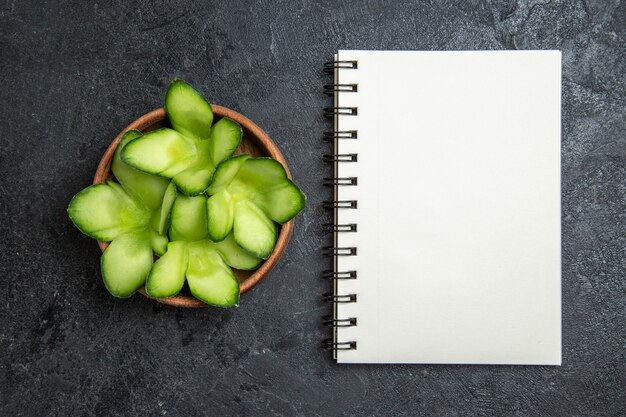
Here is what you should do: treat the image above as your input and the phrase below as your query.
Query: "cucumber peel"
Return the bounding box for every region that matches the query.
[206,157,306,258]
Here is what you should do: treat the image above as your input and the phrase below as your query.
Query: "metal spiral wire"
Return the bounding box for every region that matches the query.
[322,59,360,353]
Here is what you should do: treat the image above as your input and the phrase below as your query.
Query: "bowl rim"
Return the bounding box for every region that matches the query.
[93,106,294,308]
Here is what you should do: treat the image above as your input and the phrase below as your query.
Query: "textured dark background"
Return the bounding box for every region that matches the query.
[1,0,624,416]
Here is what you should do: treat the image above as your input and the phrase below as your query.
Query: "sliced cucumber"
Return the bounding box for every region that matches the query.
[206,154,250,195]
[206,190,234,242]
[112,130,169,210]
[186,241,240,308]
[204,157,305,256]
[169,194,208,242]
[67,181,147,241]
[122,127,234,195]
[209,117,243,165]
[121,128,197,178]
[171,139,215,195]
[165,79,213,140]
[234,157,290,189]
[236,158,305,223]
[251,180,306,224]
[212,232,263,270]
[101,231,153,297]
[158,181,177,235]
[233,200,277,259]
[145,241,188,298]
[123,84,243,196]
[150,230,168,256]
[117,129,142,148]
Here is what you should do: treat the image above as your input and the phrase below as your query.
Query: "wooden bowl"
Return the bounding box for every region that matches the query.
[93,107,294,308]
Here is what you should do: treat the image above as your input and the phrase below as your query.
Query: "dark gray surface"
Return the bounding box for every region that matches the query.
[1,0,624,416]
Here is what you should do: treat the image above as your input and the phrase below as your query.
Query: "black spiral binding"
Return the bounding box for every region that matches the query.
[322,130,357,142]
[323,84,358,95]
[323,60,358,73]
[322,315,357,327]
[323,106,358,118]
[322,59,359,354]
[323,153,358,163]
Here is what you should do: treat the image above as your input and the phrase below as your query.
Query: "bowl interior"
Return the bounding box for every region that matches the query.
[94,107,294,308]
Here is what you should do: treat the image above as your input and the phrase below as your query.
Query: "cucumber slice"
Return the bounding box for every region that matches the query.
[122,81,243,196]
[165,79,213,140]
[206,190,234,242]
[235,158,305,224]
[67,181,147,241]
[122,128,224,195]
[118,129,142,148]
[112,130,169,210]
[233,200,277,259]
[158,181,177,235]
[251,180,306,224]
[169,194,208,242]
[150,230,168,256]
[101,231,153,297]
[206,154,250,195]
[121,128,197,178]
[213,232,263,270]
[209,117,243,165]
[145,241,188,298]
[204,157,305,255]
[234,158,290,189]
[171,139,215,195]
[186,241,240,308]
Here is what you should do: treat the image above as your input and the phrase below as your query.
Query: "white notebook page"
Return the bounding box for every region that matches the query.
[334,50,561,364]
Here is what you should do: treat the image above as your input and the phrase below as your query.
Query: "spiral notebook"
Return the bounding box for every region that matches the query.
[324,50,561,365]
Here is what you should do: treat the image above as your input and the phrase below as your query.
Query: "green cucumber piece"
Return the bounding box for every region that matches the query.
[121,128,197,178]
[165,79,213,140]
[145,241,188,298]
[235,158,305,224]
[206,154,250,195]
[213,232,263,270]
[251,180,306,224]
[169,194,208,242]
[118,129,142,148]
[204,157,305,256]
[234,157,290,189]
[122,81,244,196]
[186,241,240,308]
[171,138,214,195]
[150,230,168,256]
[209,117,243,165]
[101,231,153,297]
[233,200,277,259]
[67,181,147,241]
[112,130,169,210]
[158,181,177,235]
[173,167,214,195]
[206,190,234,242]
[122,127,223,195]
